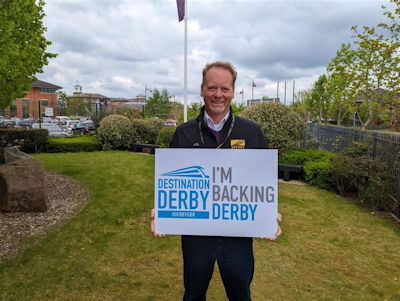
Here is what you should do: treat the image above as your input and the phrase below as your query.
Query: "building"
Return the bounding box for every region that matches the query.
[110,94,147,111]
[0,80,62,119]
[67,84,110,116]
[247,97,280,107]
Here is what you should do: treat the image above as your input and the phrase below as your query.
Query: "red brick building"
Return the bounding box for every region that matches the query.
[1,80,62,119]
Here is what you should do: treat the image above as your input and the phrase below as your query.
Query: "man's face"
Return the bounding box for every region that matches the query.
[201,67,235,122]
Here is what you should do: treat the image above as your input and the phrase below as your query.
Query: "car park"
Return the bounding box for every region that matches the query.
[32,123,71,137]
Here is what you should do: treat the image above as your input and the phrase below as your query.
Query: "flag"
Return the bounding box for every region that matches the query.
[252,82,256,87]
[177,0,185,22]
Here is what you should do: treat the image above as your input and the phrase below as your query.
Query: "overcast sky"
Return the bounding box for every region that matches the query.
[40,0,391,105]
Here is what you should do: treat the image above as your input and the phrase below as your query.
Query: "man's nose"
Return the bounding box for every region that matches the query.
[215,88,223,97]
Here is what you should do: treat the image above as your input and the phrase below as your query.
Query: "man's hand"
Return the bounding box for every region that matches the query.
[150,209,165,237]
[262,213,282,241]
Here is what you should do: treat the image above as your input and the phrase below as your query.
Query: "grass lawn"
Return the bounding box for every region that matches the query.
[0,151,399,300]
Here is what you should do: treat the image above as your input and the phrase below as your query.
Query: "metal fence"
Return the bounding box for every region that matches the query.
[307,123,400,218]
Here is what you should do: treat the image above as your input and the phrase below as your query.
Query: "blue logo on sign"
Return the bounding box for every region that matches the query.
[161,166,209,179]
[157,166,210,219]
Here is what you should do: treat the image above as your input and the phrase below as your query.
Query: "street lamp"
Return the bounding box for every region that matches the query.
[38,99,48,128]
[169,94,176,120]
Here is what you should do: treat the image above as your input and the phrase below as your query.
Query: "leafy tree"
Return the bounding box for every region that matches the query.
[56,90,68,116]
[231,102,246,114]
[0,0,56,109]
[379,0,400,129]
[114,107,143,120]
[177,102,202,124]
[66,96,92,117]
[326,43,356,126]
[308,74,331,123]
[350,25,390,129]
[144,88,173,118]
[291,89,312,122]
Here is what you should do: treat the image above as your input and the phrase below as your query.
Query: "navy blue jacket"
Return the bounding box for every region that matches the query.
[170,106,268,149]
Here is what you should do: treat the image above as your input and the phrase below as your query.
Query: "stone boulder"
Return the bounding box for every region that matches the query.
[0,148,48,212]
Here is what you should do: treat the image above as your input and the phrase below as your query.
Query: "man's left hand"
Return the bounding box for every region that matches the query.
[262,213,282,241]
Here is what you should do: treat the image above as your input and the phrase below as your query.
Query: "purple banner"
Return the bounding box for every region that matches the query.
[176,0,185,22]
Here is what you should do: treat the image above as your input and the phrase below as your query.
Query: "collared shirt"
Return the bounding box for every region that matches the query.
[204,110,230,132]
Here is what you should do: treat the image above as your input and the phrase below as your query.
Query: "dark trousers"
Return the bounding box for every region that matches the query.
[182,235,254,301]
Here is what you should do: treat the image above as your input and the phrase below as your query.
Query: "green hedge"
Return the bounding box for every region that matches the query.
[131,118,164,144]
[0,128,48,153]
[279,148,335,165]
[240,102,306,155]
[41,136,103,153]
[97,114,135,150]
[156,126,176,148]
[281,145,397,211]
[304,160,335,190]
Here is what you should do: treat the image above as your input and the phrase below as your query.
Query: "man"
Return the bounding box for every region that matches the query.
[151,61,281,301]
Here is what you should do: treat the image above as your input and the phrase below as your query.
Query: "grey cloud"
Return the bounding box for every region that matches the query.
[40,0,391,103]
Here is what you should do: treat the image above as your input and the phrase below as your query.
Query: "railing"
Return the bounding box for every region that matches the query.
[307,123,400,218]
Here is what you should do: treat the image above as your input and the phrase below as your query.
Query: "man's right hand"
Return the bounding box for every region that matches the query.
[150,209,165,237]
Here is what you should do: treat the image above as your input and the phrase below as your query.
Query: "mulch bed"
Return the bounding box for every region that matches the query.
[0,172,89,262]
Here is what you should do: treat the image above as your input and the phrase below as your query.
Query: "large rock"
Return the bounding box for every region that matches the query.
[0,148,48,212]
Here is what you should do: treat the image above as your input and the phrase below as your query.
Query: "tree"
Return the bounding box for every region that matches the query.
[308,74,331,123]
[144,88,173,118]
[56,90,68,116]
[326,43,356,126]
[177,102,202,124]
[66,96,92,117]
[379,0,400,130]
[350,25,390,129]
[231,102,246,114]
[0,0,56,109]
[291,89,312,122]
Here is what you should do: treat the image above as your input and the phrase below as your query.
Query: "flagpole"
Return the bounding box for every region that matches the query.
[183,0,188,122]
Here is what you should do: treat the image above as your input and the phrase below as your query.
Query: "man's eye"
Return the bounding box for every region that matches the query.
[208,87,216,91]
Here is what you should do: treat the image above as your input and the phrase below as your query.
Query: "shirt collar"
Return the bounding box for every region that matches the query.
[204,110,230,132]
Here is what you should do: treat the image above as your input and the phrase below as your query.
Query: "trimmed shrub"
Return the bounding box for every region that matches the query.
[240,102,306,155]
[97,114,135,150]
[304,160,335,190]
[279,148,335,165]
[330,152,397,211]
[156,126,176,148]
[0,128,48,153]
[131,118,164,144]
[41,136,102,153]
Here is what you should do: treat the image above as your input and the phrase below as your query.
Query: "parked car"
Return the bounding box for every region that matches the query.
[82,120,95,133]
[1,119,16,128]
[32,123,71,137]
[164,119,177,127]
[71,122,86,135]
[55,116,70,124]
[17,119,36,129]
[64,120,81,133]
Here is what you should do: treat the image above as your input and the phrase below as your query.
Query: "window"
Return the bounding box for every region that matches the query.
[9,100,16,117]
[40,88,55,94]
[22,99,30,118]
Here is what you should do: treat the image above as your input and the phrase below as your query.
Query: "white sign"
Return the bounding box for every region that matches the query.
[154,149,278,238]
[45,108,53,117]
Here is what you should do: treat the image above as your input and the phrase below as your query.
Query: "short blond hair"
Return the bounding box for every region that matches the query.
[202,61,237,87]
